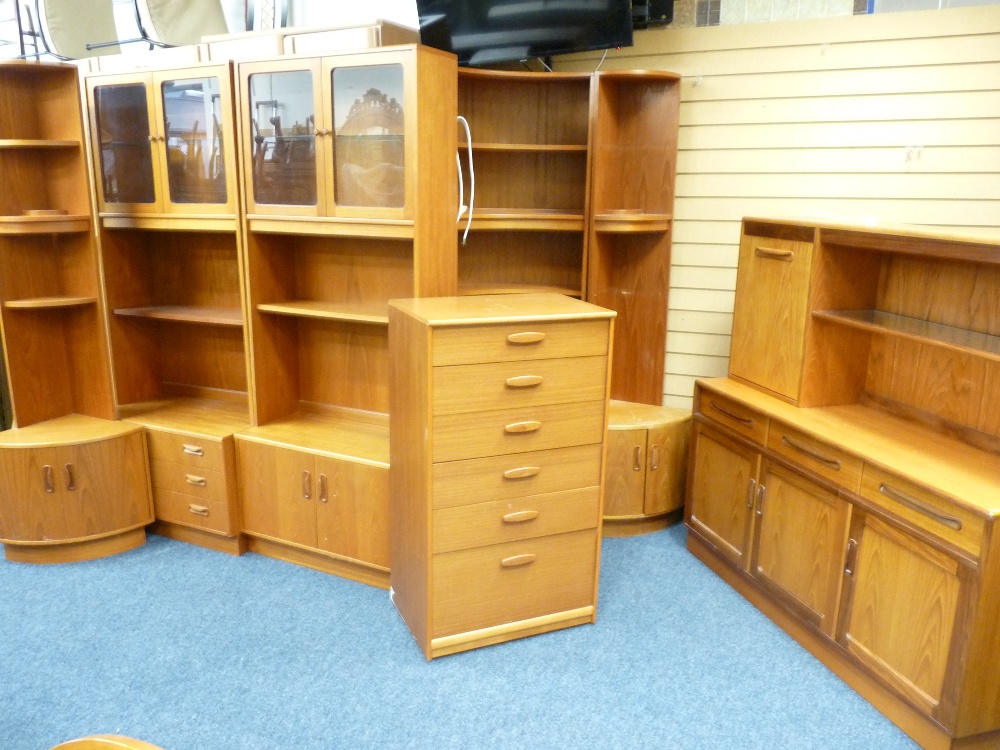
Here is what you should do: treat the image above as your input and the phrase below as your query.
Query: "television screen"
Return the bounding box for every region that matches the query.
[416,0,634,67]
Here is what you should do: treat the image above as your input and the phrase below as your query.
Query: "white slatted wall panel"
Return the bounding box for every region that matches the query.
[559,6,1000,410]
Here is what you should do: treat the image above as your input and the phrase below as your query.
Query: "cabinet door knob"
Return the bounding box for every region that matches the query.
[633,446,643,471]
[505,420,541,434]
[43,465,54,493]
[503,466,539,479]
[844,538,858,576]
[189,504,210,517]
[185,474,207,487]
[318,473,328,503]
[755,484,766,516]
[64,463,76,491]
[506,375,543,388]
[182,444,204,457]
[507,331,545,345]
[745,478,757,509]
[302,470,312,500]
[501,553,536,568]
[502,510,539,524]
[650,444,660,471]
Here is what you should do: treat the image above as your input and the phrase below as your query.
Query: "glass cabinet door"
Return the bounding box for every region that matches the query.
[159,76,229,207]
[246,67,320,211]
[92,82,158,210]
[330,64,405,210]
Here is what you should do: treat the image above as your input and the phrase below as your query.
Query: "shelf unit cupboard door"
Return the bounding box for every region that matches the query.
[839,513,964,718]
[314,455,389,568]
[752,461,851,637]
[644,420,688,516]
[729,232,814,402]
[686,421,759,572]
[0,445,64,541]
[237,440,317,548]
[241,58,325,217]
[603,427,647,517]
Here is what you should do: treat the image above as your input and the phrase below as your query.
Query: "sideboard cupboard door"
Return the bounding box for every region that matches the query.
[752,460,852,637]
[313,454,389,568]
[237,439,317,548]
[729,229,814,403]
[686,421,760,572]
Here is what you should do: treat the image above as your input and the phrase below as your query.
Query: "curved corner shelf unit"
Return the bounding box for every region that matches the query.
[593,212,673,234]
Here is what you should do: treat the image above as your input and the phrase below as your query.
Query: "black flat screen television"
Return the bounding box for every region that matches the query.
[416,0,634,67]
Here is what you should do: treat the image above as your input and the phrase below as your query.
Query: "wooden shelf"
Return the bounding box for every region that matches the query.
[0,215,90,234]
[256,300,389,325]
[247,215,414,239]
[4,296,97,309]
[113,306,244,327]
[593,212,672,234]
[465,209,585,232]
[814,309,1000,361]
[458,283,582,298]
[461,142,588,153]
[0,139,79,149]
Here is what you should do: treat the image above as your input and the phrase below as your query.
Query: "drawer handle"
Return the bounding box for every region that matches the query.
[781,436,841,470]
[755,246,794,261]
[64,463,76,491]
[502,510,539,524]
[505,421,541,434]
[879,483,963,531]
[503,466,540,479]
[189,504,210,517]
[709,400,753,427]
[506,375,543,388]
[43,464,54,493]
[182,444,204,457]
[501,553,537,568]
[185,474,207,487]
[507,331,545,345]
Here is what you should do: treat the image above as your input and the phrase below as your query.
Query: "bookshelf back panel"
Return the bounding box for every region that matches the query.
[159,322,248,396]
[460,151,587,212]
[0,67,81,141]
[0,234,96,302]
[458,231,583,295]
[298,319,388,414]
[0,150,90,217]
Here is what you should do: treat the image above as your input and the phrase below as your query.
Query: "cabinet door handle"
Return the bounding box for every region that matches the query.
[503,466,540,479]
[318,473,328,503]
[755,246,794,261]
[189,504,210,517]
[650,444,660,471]
[501,553,536,568]
[64,463,76,491]
[755,484,766,516]
[506,375,543,388]
[844,538,858,576]
[507,331,545,345]
[505,420,541,434]
[781,435,841,470]
[182,444,204,457]
[502,510,539,524]
[633,446,642,471]
[879,483,962,531]
[302,470,312,500]
[185,474,207,487]
[43,465,54,493]
[709,400,753,427]
[745,478,757,509]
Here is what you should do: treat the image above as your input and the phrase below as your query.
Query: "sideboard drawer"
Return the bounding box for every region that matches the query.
[433,486,600,553]
[860,466,985,557]
[149,459,224,502]
[697,388,768,444]
[432,355,608,416]
[432,319,610,366]
[151,487,232,534]
[769,422,862,492]
[433,401,606,462]
[431,529,598,637]
[146,429,224,468]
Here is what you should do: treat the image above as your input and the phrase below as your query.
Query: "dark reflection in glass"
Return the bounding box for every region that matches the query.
[248,70,317,207]
[161,77,228,205]
[95,83,155,204]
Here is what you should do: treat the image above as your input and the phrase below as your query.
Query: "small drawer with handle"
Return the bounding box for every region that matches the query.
[145,429,224,469]
[432,319,610,366]
[433,486,600,554]
[149,459,225,501]
[151,487,233,535]
[769,422,862,492]
[860,466,984,557]
[697,388,768,444]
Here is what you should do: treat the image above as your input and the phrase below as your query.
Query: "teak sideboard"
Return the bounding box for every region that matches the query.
[687,218,1000,750]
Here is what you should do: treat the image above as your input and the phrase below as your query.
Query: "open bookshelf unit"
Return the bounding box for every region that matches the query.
[587,71,680,406]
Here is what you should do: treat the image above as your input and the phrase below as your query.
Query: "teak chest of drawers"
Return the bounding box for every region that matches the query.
[388,293,615,659]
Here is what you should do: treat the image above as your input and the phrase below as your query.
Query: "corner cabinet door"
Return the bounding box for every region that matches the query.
[686,422,760,572]
[88,74,163,214]
[603,427,647,517]
[728,233,813,401]
[237,440,317,548]
[0,446,63,541]
[751,460,851,637]
[67,432,153,537]
[838,512,964,718]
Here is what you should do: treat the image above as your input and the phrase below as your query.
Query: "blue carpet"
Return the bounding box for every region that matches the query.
[0,525,919,750]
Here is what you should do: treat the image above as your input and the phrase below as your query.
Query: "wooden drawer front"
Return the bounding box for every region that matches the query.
[432,319,610,366]
[768,423,862,492]
[432,355,608,416]
[433,444,602,509]
[146,429,224,469]
[149,459,225,502]
[433,401,606,462]
[151,486,233,535]
[697,389,768,444]
[433,486,600,554]
[431,529,598,637]
[860,466,984,556]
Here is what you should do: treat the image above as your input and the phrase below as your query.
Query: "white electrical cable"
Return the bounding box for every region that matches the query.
[456,115,474,246]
